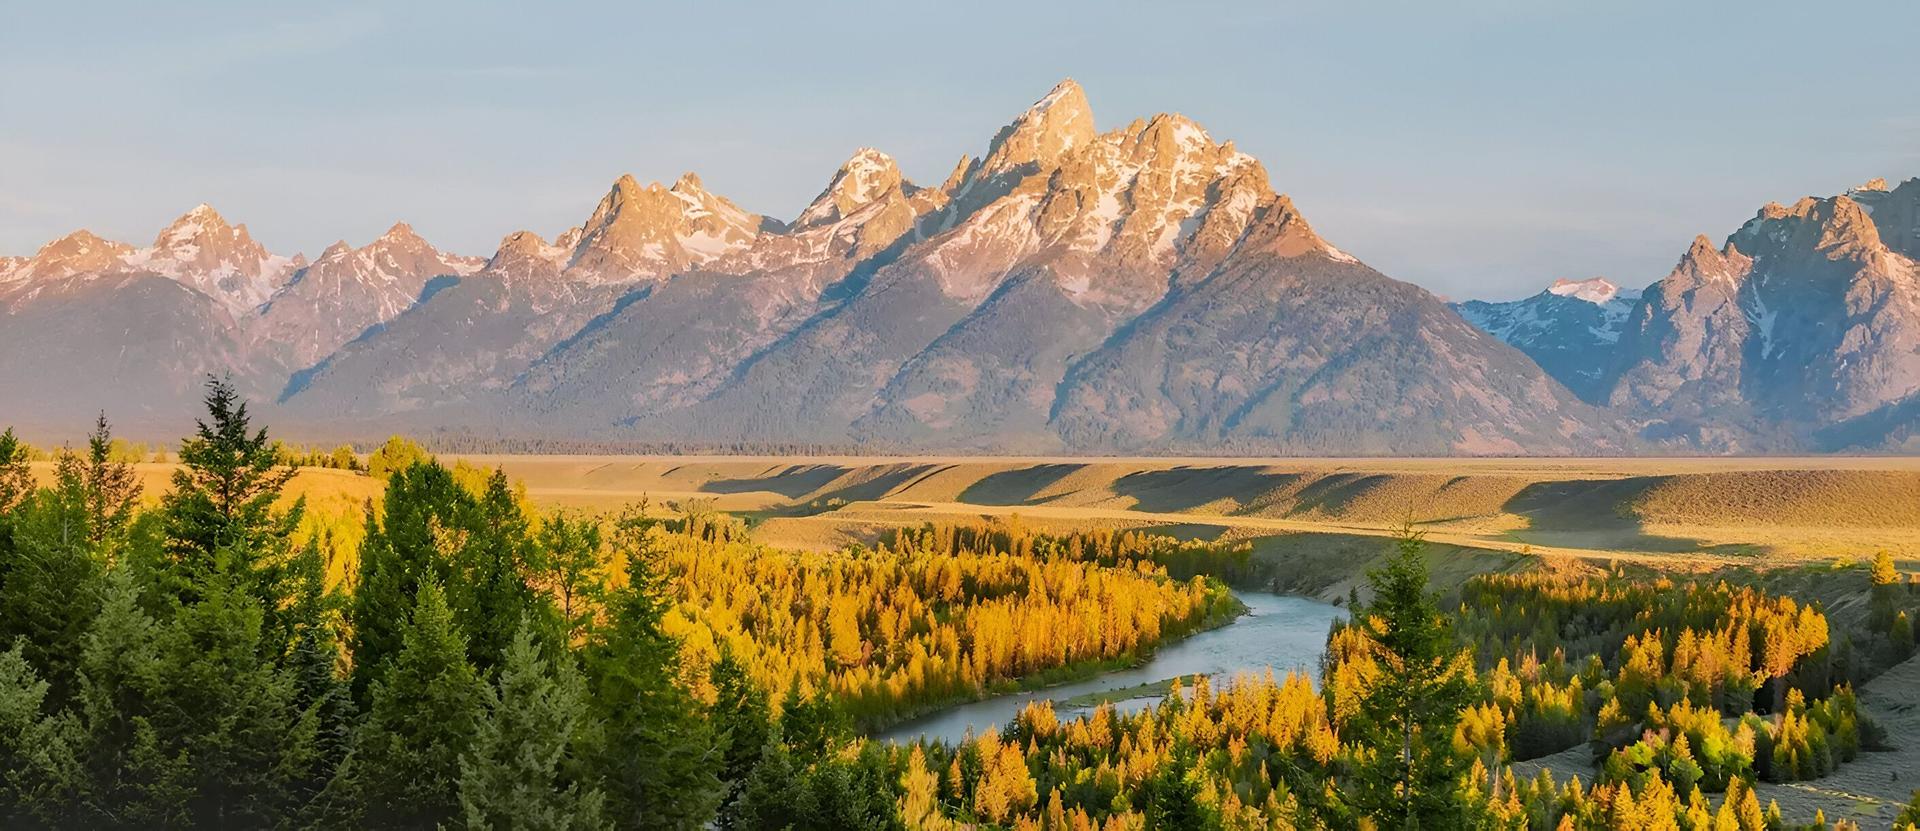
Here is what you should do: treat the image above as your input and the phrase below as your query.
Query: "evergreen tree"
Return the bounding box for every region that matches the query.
[710,651,773,802]
[72,569,163,822]
[458,619,605,830]
[154,377,303,647]
[341,581,486,828]
[1342,528,1478,828]
[119,549,318,827]
[0,641,83,824]
[580,518,723,830]
[0,428,34,516]
[348,460,472,698]
[448,467,541,674]
[0,454,106,702]
[81,413,142,550]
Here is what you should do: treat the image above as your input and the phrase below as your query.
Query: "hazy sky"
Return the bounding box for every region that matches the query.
[4,1,1915,301]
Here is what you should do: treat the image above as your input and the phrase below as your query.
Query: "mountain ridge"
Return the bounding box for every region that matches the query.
[1,81,1913,454]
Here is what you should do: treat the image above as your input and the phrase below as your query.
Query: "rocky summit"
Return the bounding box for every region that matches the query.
[2,80,1914,454]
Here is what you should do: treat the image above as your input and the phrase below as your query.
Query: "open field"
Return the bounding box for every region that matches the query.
[438,455,1920,567]
[40,455,1919,588]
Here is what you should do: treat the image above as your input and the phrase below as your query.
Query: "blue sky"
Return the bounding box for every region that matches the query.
[3,1,1915,300]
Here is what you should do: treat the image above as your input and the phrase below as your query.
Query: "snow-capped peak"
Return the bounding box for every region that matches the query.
[1547,277,1622,305]
[793,147,909,229]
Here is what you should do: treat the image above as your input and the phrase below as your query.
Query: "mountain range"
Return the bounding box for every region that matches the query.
[2,81,1915,454]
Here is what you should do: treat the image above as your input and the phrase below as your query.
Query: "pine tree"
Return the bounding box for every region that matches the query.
[448,467,541,674]
[458,619,605,830]
[0,641,83,824]
[121,550,317,827]
[0,454,106,702]
[81,413,141,550]
[348,460,471,698]
[1342,527,1478,828]
[72,569,162,821]
[710,651,773,801]
[0,428,34,516]
[154,376,303,645]
[580,519,723,830]
[342,581,486,828]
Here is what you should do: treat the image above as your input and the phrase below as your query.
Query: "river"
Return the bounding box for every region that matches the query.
[875,591,1346,745]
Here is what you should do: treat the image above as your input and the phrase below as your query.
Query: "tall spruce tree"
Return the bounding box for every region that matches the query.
[1342,528,1478,828]
[342,581,486,828]
[81,413,141,550]
[581,517,722,830]
[0,453,106,702]
[154,377,304,650]
[120,548,318,827]
[0,428,34,517]
[0,641,83,824]
[448,468,541,675]
[348,459,475,698]
[458,619,605,830]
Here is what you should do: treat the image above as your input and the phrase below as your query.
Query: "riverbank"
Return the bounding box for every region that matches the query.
[873,591,1346,745]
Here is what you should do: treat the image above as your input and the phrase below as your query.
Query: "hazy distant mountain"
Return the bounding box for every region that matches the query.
[1,81,1913,454]
[253,222,483,372]
[1453,277,1640,403]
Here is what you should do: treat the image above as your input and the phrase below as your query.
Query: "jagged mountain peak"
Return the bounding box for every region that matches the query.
[981,79,1097,176]
[793,147,910,229]
[1732,193,1885,262]
[563,171,766,281]
[14,229,135,282]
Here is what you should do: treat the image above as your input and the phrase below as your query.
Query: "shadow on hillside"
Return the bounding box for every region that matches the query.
[1110,466,1305,513]
[956,464,1087,506]
[1499,477,1725,555]
[702,464,851,499]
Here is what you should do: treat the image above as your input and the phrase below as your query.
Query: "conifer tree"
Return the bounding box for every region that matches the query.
[0,428,33,516]
[0,453,106,702]
[710,650,773,802]
[448,467,540,674]
[119,549,317,827]
[0,641,83,824]
[1342,527,1478,828]
[81,413,141,549]
[458,619,605,830]
[348,460,471,698]
[341,581,485,827]
[154,376,303,641]
[580,516,723,830]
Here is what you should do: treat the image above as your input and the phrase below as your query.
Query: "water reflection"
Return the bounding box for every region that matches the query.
[876,591,1345,745]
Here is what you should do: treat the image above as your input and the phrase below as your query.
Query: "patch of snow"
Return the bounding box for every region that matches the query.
[1547,277,1619,305]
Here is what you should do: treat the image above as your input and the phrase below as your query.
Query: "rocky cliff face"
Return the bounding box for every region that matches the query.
[1606,185,1920,450]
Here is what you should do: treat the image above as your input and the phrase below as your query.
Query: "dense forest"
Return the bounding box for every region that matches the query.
[1,380,1918,829]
